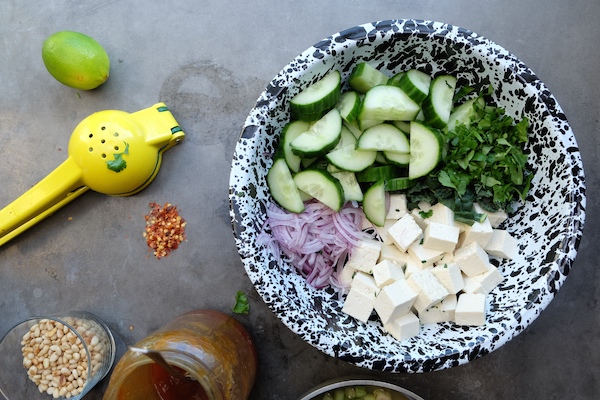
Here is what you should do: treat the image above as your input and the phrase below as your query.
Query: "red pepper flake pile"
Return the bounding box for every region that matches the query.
[143,202,187,259]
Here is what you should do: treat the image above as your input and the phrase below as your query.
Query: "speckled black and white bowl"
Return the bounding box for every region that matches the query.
[229,20,586,373]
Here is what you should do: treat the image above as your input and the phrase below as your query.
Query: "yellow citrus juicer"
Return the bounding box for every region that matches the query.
[0,102,185,247]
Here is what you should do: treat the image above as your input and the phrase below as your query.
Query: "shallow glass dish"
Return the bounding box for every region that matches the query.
[229,19,586,373]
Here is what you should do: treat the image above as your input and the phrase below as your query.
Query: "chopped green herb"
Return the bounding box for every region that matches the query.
[106,142,129,172]
[419,209,433,219]
[232,291,250,315]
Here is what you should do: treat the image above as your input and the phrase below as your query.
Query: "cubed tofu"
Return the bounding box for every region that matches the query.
[351,271,380,296]
[458,217,493,248]
[404,257,430,279]
[374,279,418,325]
[386,194,408,220]
[423,221,460,253]
[384,311,420,341]
[378,244,405,263]
[474,203,508,228]
[484,229,518,259]
[345,239,382,273]
[432,263,465,294]
[465,265,504,294]
[455,293,487,326]
[387,214,423,252]
[375,220,397,245]
[407,236,445,268]
[418,294,457,324]
[454,241,491,277]
[410,208,429,230]
[428,203,455,226]
[406,270,449,313]
[372,259,405,288]
[342,287,376,323]
[337,264,357,288]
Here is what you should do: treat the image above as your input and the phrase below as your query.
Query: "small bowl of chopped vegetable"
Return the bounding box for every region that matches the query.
[298,378,424,400]
[229,19,586,372]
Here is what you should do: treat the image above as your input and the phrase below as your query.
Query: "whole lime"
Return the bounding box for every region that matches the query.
[42,31,110,90]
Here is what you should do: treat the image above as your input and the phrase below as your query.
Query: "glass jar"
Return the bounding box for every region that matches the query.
[102,310,257,400]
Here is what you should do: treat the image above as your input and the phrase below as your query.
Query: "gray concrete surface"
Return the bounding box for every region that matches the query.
[1,1,599,399]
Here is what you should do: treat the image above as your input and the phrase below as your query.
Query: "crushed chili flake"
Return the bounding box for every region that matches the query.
[143,202,187,259]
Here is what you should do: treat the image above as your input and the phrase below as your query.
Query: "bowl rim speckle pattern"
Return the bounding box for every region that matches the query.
[229,19,586,373]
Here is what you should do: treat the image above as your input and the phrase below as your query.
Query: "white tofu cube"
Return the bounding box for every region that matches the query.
[410,208,429,230]
[423,221,460,253]
[404,257,430,279]
[484,229,518,259]
[407,236,445,268]
[387,214,423,252]
[475,265,504,294]
[337,264,357,288]
[458,217,493,248]
[384,311,420,341]
[372,259,405,288]
[428,203,455,226]
[454,241,491,277]
[345,239,382,273]
[351,271,380,296]
[474,203,508,228]
[462,274,484,294]
[455,293,487,326]
[418,294,457,324]
[436,252,455,265]
[375,220,397,245]
[406,270,449,313]
[386,194,408,220]
[432,263,465,294]
[378,244,406,263]
[342,287,376,323]
[374,279,418,324]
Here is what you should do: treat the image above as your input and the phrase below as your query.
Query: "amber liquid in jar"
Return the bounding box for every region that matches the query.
[102,310,257,400]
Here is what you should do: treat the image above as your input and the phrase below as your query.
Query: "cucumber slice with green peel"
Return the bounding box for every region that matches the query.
[293,169,344,211]
[408,121,444,180]
[422,75,458,128]
[334,125,358,149]
[290,70,341,121]
[330,171,364,202]
[447,96,485,131]
[357,117,384,131]
[267,158,305,213]
[391,69,431,104]
[290,108,342,158]
[362,180,386,226]
[392,120,411,134]
[356,165,401,182]
[349,62,389,93]
[387,71,405,87]
[343,119,363,139]
[375,152,388,164]
[383,150,410,166]
[358,85,421,122]
[326,145,377,172]
[335,90,361,124]
[357,123,410,153]
[385,177,414,191]
[281,120,310,173]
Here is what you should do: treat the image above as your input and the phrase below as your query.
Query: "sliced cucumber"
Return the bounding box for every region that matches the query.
[408,121,444,180]
[348,62,389,93]
[422,75,457,128]
[362,180,386,227]
[447,96,485,131]
[326,145,377,172]
[385,177,414,191]
[330,171,364,202]
[290,108,342,158]
[383,150,410,166]
[267,158,305,213]
[281,120,310,173]
[357,117,384,131]
[391,69,431,104]
[356,123,410,153]
[293,169,344,211]
[334,125,358,149]
[343,119,363,139]
[386,71,405,87]
[356,165,401,183]
[358,85,420,122]
[290,70,341,121]
[335,90,361,124]
[392,120,411,134]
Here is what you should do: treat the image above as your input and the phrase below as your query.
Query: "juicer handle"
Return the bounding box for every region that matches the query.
[132,102,185,151]
[0,157,88,247]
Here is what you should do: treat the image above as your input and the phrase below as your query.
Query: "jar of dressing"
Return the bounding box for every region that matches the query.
[102,310,257,400]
